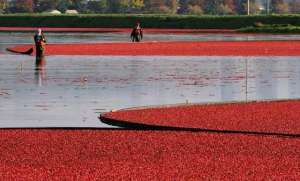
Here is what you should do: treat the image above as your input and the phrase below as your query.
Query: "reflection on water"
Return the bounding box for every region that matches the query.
[247,58,300,100]
[0,55,300,128]
[35,56,46,87]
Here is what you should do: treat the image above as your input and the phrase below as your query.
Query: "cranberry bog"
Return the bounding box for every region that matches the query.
[1,31,300,179]
[100,100,300,136]
[0,129,299,180]
[6,41,300,56]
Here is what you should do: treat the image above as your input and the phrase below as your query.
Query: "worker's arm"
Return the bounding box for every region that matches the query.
[42,34,47,43]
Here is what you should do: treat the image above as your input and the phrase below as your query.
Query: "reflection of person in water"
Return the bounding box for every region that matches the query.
[34,28,46,58]
[131,22,143,42]
[35,56,46,87]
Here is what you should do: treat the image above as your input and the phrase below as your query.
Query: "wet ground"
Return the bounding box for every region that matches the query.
[1,54,300,127]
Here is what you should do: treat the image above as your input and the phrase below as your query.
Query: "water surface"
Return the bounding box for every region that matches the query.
[0,55,300,127]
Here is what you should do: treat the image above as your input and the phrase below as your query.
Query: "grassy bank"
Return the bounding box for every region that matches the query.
[1,14,300,29]
[239,23,300,33]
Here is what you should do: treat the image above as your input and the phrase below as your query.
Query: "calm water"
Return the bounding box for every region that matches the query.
[0,55,300,127]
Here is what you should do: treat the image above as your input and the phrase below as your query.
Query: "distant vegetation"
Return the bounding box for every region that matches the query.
[1,14,300,30]
[0,0,300,15]
[239,23,300,33]
[1,0,300,32]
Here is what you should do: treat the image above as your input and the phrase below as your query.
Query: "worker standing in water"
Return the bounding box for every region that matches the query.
[131,22,143,42]
[34,28,46,59]
[33,29,47,86]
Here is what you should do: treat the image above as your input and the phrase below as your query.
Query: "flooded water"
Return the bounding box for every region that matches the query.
[1,54,300,128]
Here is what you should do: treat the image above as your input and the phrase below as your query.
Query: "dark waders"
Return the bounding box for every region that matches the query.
[35,44,44,69]
[131,27,143,42]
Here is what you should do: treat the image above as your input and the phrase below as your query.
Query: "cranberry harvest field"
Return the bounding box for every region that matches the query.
[0,29,299,180]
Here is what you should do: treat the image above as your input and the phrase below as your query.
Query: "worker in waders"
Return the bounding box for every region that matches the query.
[131,22,143,42]
[34,29,46,60]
